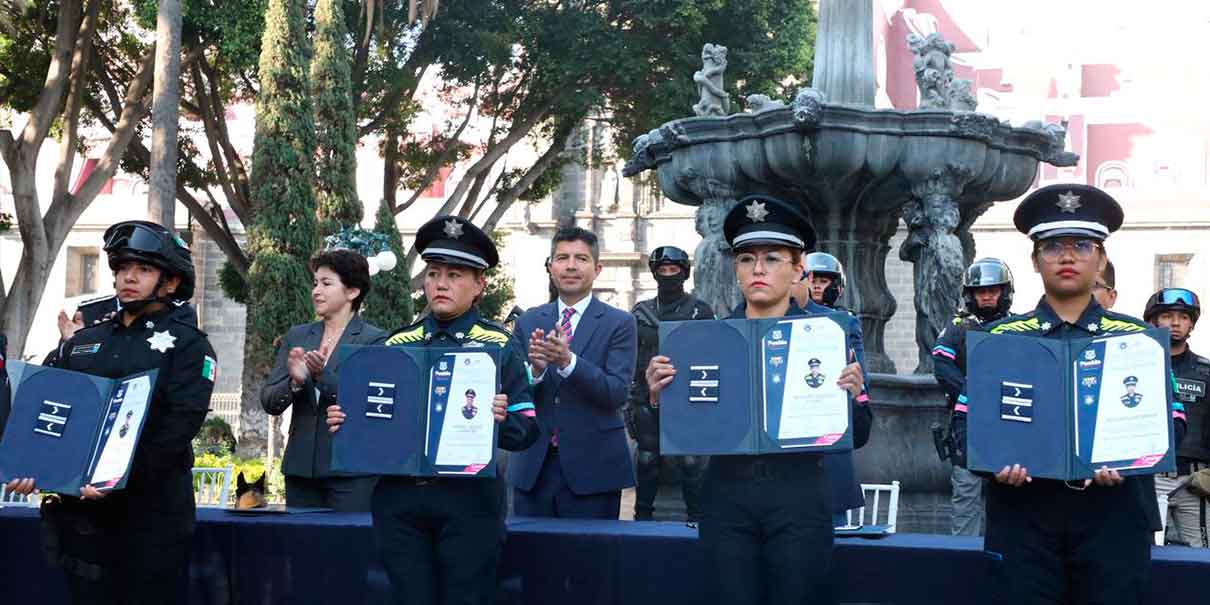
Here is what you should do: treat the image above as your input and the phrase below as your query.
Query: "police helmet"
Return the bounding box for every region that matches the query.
[1143,288,1200,325]
[962,258,1014,320]
[102,221,195,302]
[648,246,691,278]
[805,252,844,306]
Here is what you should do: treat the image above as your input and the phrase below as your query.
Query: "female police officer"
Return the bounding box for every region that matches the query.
[952,184,1188,604]
[6,220,216,603]
[646,195,869,604]
[325,215,539,605]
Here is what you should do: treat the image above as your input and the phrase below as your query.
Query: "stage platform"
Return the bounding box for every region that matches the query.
[1,507,1206,604]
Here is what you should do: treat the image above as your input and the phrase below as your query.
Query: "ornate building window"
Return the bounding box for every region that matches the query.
[1155,253,1193,290]
[1095,161,1131,189]
[65,247,100,298]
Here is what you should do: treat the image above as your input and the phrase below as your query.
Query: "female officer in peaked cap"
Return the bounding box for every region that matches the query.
[952,184,1187,605]
[326,215,538,605]
[646,195,871,604]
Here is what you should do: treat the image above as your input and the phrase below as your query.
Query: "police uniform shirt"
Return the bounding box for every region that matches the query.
[932,311,987,408]
[1172,348,1210,462]
[954,296,1187,531]
[384,305,539,451]
[53,306,217,488]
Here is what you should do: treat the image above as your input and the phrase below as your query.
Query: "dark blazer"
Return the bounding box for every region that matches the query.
[261,315,385,478]
[508,297,638,494]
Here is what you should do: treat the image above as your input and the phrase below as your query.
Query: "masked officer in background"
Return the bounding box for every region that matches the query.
[931,257,1015,536]
[952,185,1187,605]
[327,215,539,605]
[1145,288,1209,547]
[792,252,873,530]
[6,220,217,603]
[626,246,715,523]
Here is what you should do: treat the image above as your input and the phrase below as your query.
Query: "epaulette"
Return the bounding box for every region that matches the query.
[467,321,510,346]
[988,311,1040,335]
[1098,311,1146,333]
[384,320,426,345]
[1194,354,1210,368]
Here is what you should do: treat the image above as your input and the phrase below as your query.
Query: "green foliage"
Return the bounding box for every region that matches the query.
[193,416,237,456]
[245,0,318,371]
[134,0,268,81]
[311,0,362,237]
[218,261,249,305]
[0,0,51,112]
[411,230,514,322]
[191,451,286,505]
[362,200,413,331]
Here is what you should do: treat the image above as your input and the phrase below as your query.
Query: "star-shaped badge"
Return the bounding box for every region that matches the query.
[1056,191,1082,213]
[147,330,177,353]
[1040,321,1053,331]
[443,219,464,239]
[1087,323,1098,332]
[745,200,769,222]
[145,321,154,330]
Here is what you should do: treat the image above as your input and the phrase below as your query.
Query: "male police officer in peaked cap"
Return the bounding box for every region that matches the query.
[952,184,1187,605]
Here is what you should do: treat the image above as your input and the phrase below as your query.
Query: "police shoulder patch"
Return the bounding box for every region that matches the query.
[989,315,1039,335]
[467,323,509,347]
[385,323,426,346]
[1098,313,1146,333]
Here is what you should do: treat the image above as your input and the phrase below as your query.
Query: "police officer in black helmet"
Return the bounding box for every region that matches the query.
[1145,287,1210,547]
[931,257,1014,536]
[804,251,846,308]
[626,246,715,523]
[6,220,217,604]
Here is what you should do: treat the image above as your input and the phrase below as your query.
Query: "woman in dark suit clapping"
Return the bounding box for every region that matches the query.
[261,249,386,510]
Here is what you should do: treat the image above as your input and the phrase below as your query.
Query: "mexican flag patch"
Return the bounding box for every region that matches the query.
[202,356,217,382]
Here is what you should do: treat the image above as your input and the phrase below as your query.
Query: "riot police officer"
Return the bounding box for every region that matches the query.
[627,245,715,523]
[647,196,870,604]
[1145,287,1209,547]
[805,251,846,308]
[5,220,217,603]
[953,185,1187,605]
[932,257,1014,536]
[326,215,539,605]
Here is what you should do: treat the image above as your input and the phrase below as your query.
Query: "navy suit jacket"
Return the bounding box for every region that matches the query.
[508,297,638,494]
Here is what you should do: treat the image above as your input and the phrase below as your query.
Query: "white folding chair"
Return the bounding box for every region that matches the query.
[0,483,39,507]
[844,481,901,533]
[192,466,233,508]
[1156,494,1169,546]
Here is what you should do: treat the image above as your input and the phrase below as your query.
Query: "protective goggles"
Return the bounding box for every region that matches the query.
[1157,288,1199,307]
[103,223,169,255]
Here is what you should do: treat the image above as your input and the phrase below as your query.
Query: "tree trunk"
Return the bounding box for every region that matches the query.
[147,0,182,227]
[235,305,270,458]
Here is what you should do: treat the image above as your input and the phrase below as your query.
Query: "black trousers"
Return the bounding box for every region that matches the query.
[48,471,194,605]
[699,456,834,605]
[372,476,507,605]
[634,448,706,521]
[284,474,376,512]
[984,481,1154,605]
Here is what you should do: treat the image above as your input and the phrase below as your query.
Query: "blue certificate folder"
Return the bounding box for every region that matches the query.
[330,345,501,477]
[965,328,1175,480]
[658,315,854,456]
[0,362,158,494]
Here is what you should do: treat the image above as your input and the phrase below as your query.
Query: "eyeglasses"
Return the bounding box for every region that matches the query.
[1036,239,1100,262]
[1092,282,1114,292]
[1157,288,1198,306]
[734,251,790,271]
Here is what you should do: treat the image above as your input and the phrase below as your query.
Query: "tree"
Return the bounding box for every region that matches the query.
[0,0,173,357]
[147,0,183,227]
[361,200,412,330]
[311,0,362,238]
[237,0,319,457]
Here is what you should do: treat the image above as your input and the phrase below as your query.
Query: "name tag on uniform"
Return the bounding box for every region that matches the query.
[1176,378,1206,402]
[71,343,101,356]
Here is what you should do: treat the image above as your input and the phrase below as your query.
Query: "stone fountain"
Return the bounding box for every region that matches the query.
[624,0,1077,375]
[623,0,1079,531]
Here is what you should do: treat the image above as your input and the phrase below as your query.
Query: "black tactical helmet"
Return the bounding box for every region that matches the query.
[1144,288,1200,325]
[962,257,1014,320]
[648,246,691,278]
[805,252,845,306]
[102,220,195,302]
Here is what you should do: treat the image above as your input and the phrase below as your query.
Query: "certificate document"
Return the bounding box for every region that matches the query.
[87,374,153,488]
[429,352,497,472]
[762,317,849,446]
[1075,332,1171,468]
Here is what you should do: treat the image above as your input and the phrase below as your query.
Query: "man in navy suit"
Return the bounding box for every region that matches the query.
[510,227,638,518]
